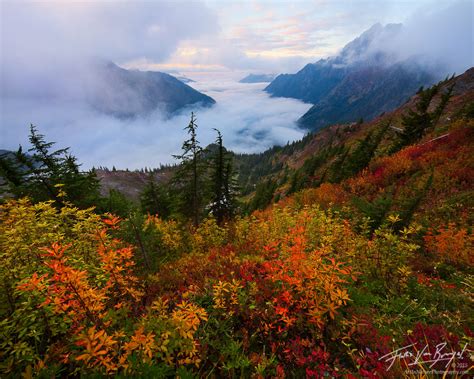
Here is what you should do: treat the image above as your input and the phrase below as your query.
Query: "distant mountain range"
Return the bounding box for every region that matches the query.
[90,67,474,203]
[265,23,443,131]
[87,62,215,118]
[239,74,277,83]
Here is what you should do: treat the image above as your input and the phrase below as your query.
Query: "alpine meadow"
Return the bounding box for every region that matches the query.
[0,1,473,378]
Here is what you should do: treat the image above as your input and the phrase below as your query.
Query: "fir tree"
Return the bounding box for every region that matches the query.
[172,113,206,226]
[140,174,172,218]
[392,80,453,152]
[208,129,238,224]
[352,187,395,233]
[344,120,390,178]
[0,124,100,208]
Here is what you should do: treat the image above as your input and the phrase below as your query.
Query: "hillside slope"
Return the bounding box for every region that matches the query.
[265,23,441,131]
[2,69,472,378]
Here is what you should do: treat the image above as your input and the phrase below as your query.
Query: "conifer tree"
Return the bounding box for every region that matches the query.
[344,120,390,178]
[209,129,237,224]
[172,113,206,226]
[391,80,453,152]
[0,124,100,207]
[140,173,172,218]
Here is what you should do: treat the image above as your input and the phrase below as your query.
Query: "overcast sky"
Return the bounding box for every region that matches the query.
[2,0,471,76]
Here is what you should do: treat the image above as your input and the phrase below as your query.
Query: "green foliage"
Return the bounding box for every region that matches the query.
[393,172,433,232]
[328,146,350,183]
[103,189,134,218]
[140,174,173,219]
[344,120,389,178]
[247,178,277,212]
[208,129,239,224]
[0,125,101,208]
[352,187,395,233]
[172,113,207,226]
[391,80,453,152]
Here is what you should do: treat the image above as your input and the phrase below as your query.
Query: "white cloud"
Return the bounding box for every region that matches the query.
[382,0,473,74]
[1,1,218,96]
[1,74,311,170]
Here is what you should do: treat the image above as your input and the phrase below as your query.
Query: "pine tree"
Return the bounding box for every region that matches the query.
[172,113,206,226]
[0,124,100,207]
[328,146,350,183]
[344,120,390,178]
[352,187,395,233]
[140,173,172,218]
[208,129,237,224]
[391,80,453,152]
[393,173,433,232]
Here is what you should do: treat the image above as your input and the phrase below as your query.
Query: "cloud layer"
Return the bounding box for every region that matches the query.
[1,1,218,96]
[1,74,311,169]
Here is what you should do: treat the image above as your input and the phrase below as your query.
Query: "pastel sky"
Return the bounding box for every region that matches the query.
[122,0,461,74]
[2,0,470,78]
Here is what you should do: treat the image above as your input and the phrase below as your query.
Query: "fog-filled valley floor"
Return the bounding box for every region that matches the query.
[1,73,311,170]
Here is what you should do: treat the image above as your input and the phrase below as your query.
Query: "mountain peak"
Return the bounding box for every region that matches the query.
[338,23,402,65]
[264,22,441,132]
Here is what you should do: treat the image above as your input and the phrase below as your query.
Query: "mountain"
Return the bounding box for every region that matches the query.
[174,76,196,84]
[87,62,215,118]
[265,23,442,131]
[236,67,474,200]
[239,73,277,83]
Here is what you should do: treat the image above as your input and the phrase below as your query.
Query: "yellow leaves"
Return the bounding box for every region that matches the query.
[191,218,227,253]
[150,297,170,317]
[212,279,242,313]
[122,326,156,363]
[145,214,183,252]
[387,214,401,224]
[172,300,208,332]
[74,326,118,373]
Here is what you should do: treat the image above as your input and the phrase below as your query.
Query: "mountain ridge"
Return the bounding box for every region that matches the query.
[87,62,215,118]
[265,23,443,131]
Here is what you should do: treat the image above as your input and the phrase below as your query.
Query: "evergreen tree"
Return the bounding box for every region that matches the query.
[140,173,172,218]
[248,178,277,212]
[208,129,238,224]
[0,124,100,208]
[343,120,390,178]
[393,173,433,232]
[104,189,132,218]
[352,187,395,233]
[172,113,206,226]
[328,146,350,183]
[391,80,453,152]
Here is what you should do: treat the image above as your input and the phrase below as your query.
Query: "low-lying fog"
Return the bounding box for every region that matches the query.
[1,71,311,169]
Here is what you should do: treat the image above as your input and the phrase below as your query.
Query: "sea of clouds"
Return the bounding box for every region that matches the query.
[1,71,311,169]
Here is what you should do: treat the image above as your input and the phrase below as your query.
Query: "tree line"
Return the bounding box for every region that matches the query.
[0,113,239,227]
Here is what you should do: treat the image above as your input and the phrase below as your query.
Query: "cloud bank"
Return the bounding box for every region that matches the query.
[1,0,471,171]
[354,1,473,75]
[1,1,218,97]
[1,75,310,170]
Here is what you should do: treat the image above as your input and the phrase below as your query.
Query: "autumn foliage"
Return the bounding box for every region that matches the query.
[0,121,473,376]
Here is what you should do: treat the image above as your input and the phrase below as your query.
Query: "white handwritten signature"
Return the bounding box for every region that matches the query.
[378,342,470,371]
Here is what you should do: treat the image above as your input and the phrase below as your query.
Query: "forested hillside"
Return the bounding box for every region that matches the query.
[0,68,472,378]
